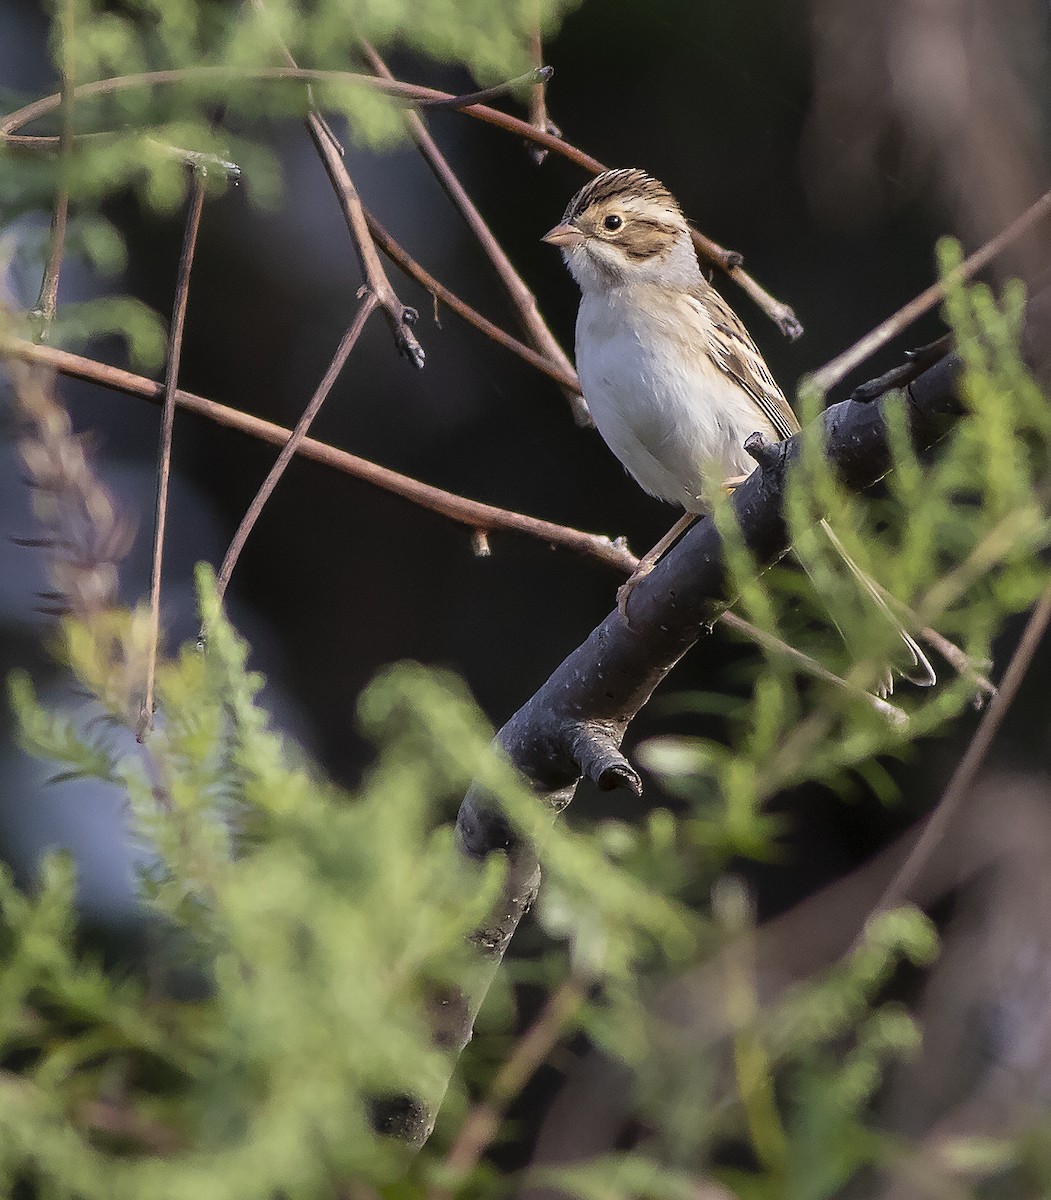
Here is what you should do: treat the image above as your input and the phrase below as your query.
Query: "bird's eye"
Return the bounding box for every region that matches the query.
[603,214,623,232]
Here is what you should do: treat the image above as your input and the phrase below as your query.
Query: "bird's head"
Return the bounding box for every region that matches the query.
[543,168,699,291]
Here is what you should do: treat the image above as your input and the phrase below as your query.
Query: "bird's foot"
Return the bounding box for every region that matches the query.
[616,511,699,627]
[617,561,657,623]
[722,472,751,493]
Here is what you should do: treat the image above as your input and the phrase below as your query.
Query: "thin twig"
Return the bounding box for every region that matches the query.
[306,128,425,369]
[867,580,997,701]
[360,44,586,423]
[860,580,1051,933]
[525,29,559,166]
[918,624,996,702]
[807,185,1051,395]
[215,293,378,601]
[139,178,205,741]
[318,136,424,359]
[30,0,74,339]
[430,978,583,1199]
[421,65,552,110]
[0,67,801,337]
[362,204,579,391]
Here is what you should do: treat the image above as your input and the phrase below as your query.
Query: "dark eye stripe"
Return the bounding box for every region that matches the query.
[609,215,679,261]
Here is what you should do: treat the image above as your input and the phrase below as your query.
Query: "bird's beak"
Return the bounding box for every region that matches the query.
[542,221,586,250]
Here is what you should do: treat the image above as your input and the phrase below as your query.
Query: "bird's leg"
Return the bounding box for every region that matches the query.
[722,472,751,490]
[617,511,698,621]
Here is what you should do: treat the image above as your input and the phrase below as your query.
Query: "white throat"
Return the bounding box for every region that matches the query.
[564,229,702,296]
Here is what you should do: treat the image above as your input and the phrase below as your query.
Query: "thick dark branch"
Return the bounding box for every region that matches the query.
[386,346,974,1148]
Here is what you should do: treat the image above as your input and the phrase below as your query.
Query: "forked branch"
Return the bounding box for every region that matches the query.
[214,293,379,601]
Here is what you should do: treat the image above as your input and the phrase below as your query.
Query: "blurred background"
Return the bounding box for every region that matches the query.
[2,0,1051,1185]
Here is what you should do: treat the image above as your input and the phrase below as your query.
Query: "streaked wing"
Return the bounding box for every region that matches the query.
[687,282,800,441]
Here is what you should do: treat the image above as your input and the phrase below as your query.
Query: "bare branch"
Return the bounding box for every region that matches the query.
[524,29,560,166]
[239,8,428,371]
[5,340,637,574]
[305,122,425,367]
[718,610,907,725]
[419,64,553,110]
[917,624,995,702]
[862,581,1051,931]
[361,204,580,391]
[30,0,74,339]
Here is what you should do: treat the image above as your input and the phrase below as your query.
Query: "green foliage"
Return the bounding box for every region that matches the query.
[2,567,701,1196]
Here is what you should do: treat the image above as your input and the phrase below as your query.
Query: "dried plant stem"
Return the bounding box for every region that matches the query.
[5,355,130,620]
[918,624,995,700]
[360,44,586,422]
[361,204,579,391]
[718,610,906,725]
[862,580,1051,933]
[808,185,1051,395]
[31,0,74,337]
[862,579,997,700]
[430,978,583,1198]
[0,67,801,337]
[422,65,552,111]
[215,294,378,600]
[139,179,205,740]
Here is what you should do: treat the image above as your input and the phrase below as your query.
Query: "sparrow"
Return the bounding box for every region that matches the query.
[543,167,934,693]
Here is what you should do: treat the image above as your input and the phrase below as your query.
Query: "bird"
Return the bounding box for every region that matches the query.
[542,167,934,694]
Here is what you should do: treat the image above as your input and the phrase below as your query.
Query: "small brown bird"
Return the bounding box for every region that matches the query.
[543,168,934,692]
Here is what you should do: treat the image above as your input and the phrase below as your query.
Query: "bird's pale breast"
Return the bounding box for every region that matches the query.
[576,287,778,512]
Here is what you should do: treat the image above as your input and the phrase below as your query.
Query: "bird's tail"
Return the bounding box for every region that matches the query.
[816,519,936,697]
